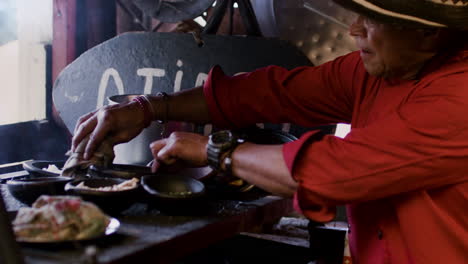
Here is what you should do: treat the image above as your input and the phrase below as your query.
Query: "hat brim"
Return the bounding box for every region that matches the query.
[333,0,468,30]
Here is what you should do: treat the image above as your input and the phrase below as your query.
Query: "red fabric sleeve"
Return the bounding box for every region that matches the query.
[283,130,337,221]
[204,50,468,222]
[203,52,363,128]
[202,52,364,220]
[203,65,237,128]
[289,72,468,221]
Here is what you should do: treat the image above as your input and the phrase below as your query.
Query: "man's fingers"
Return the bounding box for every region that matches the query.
[73,111,96,135]
[149,144,163,173]
[157,147,178,166]
[150,139,177,166]
[72,115,98,152]
[151,159,160,173]
[150,139,167,157]
[84,119,111,160]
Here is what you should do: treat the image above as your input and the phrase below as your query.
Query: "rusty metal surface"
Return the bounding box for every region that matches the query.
[2,178,293,264]
[252,0,358,66]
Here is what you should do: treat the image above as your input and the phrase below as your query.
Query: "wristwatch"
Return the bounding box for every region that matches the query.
[206,130,241,172]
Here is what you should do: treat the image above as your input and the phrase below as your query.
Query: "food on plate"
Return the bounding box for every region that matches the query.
[75,178,139,191]
[61,134,115,177]
[45,164,62,174]
[228,179,244,187]
[13,195,110,242]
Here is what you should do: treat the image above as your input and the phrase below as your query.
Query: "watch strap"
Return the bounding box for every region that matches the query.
[207,130,237,171]
[207,143,224,170]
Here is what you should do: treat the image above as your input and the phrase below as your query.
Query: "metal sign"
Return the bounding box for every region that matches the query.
[53,32,312,133]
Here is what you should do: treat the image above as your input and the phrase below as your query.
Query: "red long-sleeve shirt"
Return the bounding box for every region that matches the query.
[203,48,468,263]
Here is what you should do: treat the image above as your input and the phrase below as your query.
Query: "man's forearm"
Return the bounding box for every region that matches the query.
[231,143,297,197]
[148,86,212,124]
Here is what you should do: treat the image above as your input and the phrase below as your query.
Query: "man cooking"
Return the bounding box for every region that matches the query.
[72,0,468,263]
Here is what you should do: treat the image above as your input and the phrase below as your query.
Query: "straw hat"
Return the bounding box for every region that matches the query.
[333,0,468,30]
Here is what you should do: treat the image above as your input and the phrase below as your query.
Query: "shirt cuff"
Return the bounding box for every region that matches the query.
[282,130,324,179]
[294,187,336,222]
[284,130,335,222]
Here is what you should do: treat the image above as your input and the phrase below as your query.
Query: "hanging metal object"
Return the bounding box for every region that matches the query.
[132,0,215,23]
[116,0,151,31]
[202,0,262,36]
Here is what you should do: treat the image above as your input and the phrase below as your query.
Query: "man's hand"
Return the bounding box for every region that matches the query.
[150,132,209,172]
[72,102,146,159]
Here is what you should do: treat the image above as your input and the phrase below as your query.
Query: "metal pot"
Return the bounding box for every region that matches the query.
[108,94,194,165]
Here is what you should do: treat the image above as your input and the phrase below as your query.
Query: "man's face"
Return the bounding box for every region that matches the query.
[349,15,433,79]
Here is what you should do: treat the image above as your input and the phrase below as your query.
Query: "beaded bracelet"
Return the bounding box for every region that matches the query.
[132,93,169,129]
[132,95,152,128]
[139,95,156,118]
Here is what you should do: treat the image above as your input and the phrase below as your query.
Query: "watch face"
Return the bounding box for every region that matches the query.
[210,130,233,146]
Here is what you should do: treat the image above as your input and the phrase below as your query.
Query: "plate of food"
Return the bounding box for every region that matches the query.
[64,178,141,214]
[12,195,120,244]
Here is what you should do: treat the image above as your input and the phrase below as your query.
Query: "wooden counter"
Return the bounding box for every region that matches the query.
[2,182,293,264]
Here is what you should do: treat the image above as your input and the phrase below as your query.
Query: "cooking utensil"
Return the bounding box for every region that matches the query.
[6,177,72,206]
[141,173,206,201]
[65,178,141,214]
[89,164,153,179]
[90,163,214,180]
[141,172,207,214]
[22,160,65,177]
